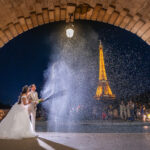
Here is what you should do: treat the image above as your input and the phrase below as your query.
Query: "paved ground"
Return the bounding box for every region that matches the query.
[36,120,150,133]
[37,120,150,126]
[0,132,150,150]
[1,121,150,150]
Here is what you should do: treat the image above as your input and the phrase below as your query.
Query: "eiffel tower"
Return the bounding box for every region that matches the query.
[94,41,115,100]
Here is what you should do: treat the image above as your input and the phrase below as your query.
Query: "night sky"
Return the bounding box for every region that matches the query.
[0,21,150,105]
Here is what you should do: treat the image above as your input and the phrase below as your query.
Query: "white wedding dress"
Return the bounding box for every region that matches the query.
[0,95,35,139]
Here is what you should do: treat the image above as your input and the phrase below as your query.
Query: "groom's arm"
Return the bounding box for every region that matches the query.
[28,92,37,106]
[35,92,44,103]
[35,92,41,104]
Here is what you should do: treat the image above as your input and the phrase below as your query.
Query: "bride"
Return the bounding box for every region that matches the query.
[0,85,35,139]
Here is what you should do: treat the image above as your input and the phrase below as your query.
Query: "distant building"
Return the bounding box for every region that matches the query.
[0,109,9,120]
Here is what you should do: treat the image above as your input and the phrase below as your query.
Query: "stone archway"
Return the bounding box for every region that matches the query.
[0,0,150,48]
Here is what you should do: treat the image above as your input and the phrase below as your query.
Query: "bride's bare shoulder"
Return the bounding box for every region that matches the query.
[21,94,28,105]
[21,94,26,97]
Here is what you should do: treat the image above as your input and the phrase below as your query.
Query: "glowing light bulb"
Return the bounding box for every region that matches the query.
[66,28,74,38]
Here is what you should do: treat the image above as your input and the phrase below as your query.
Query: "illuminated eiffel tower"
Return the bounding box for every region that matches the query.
[94,41,115,100]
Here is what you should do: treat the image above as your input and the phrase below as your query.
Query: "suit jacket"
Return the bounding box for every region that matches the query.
[28,91,39,112]
[28,91,39,103]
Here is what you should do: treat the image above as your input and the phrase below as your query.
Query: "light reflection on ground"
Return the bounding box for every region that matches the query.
[0,130,150,150]
[36,120,150,133]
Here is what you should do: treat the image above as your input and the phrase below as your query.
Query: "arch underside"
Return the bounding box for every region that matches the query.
[0,0,150,48]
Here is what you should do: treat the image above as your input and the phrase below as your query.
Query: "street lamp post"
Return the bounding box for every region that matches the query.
[66,14,74,38]
[66,24,74,38]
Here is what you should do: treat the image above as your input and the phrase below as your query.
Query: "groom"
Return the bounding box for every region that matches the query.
[28,84,43,130]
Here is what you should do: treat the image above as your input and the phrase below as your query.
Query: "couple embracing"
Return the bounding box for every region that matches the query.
[0,84,43,139]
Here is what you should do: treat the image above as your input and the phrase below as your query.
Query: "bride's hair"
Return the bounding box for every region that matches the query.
[18,85,29,104]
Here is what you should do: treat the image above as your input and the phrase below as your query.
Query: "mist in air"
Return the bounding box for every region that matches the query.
[40,21,150,131]
[41,24,99,131]
[0,21,149,107]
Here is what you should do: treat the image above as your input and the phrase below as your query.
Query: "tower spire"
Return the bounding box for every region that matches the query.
[99,40,102,47]
[94,41,115,100]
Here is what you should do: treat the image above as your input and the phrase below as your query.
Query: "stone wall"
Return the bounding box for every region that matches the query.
[0,0,150,47]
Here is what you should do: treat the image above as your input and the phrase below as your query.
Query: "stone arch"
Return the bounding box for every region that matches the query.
[0,0,150,48]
